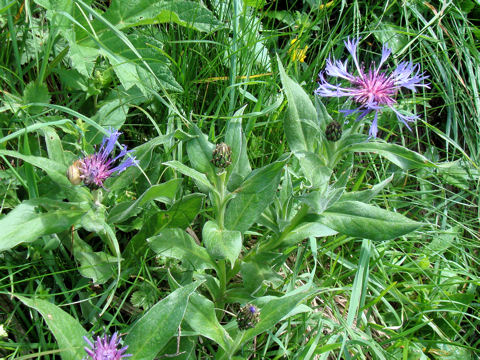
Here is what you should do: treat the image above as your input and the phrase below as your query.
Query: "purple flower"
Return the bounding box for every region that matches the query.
[79,129,137,188]
[83,332,132,360]
[315,37,429,137]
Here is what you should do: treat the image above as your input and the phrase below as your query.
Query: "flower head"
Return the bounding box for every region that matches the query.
[73,129,137,188]
[315,37,429,137]
[237,304,260,330]
[83,332,131,360]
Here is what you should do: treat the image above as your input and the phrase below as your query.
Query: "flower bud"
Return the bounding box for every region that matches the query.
[67,160,83,185]
[211,143,232,168]
[325,121,342,142]
[237,304,260,330]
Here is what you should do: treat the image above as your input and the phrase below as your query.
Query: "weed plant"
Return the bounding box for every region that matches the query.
[0,0,479,359]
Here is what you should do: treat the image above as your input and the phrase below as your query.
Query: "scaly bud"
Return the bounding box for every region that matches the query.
[211,143,232,168]
[237,304,260,330]
[325,121,342,142]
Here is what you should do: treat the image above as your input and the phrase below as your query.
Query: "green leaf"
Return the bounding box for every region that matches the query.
[125,281,202,360]
[294,151,331,188]
[184,293,232,351]
[108,179,182,223]
[125,193,205,262]
[202,221,242,267]
[17,296,87,360]
[319,201,422,241]
[23,81,51,114]
[346,142,435,170]
[226,106,251,183]
[40,126,67,166]
[240,260,284,292]
[186,125,216,177]
[225,159,286,233]
[281,221,337,247]
[73,237,118,284]
[277,56,318,153]
[340,175,394,203]
[242,286,313,343]
[164,160,216,193]
[103,0,223,32]
[147,228,215,270]
[0,199,87,252]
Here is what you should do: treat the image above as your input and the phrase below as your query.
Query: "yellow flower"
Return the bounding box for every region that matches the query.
[289,38,308,63]
[319,1,334,10]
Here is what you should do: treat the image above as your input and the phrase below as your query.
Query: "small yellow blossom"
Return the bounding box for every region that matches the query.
[319,1,334,10]
[289,38,308,63]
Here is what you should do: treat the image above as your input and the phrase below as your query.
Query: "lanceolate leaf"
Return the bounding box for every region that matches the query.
[277,56,318,153]
[184,293,232,351]
[147,228,215,270]
[319,201,422,241]
[0,200,87,252]
[108,179,183,223]
[225,159,286,233]
[125,281,202,360]
[17,296,87,360]
[346,142,435,170]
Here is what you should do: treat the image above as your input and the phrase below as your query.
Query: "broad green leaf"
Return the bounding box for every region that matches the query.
[108,179,182,223]
[164,160,216,193]
[203,221,242,267]
[125,281,202,360]
[73,236,118,284]
[17,296,87,360]
[147,228,215,270]
[225,159,286,233]
[346,142,435,170]
[125,193,205,262]
[319,201,422,241]
[0,199,87,252]
[277,57,318,153]
[240,260,283,292]
[186,125,215,177]
[242,286,313,343]
[103,0,223,32]
[23,81,51,114]
[294,151,331,188]
[184,293,232,351]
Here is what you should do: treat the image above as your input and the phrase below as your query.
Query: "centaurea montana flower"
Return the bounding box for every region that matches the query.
[83,332,132,360]
[314,37,429,137]
[78,129,137,188]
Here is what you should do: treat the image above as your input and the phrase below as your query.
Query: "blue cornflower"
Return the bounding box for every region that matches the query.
[315,37,429,137]
[83,332,131,360]
[76,129,137,188]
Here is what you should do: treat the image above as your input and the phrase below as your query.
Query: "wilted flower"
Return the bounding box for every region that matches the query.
[68,129,137,188]
[315,37,429,137]
[237,304,260,330]
[83,332,131,360]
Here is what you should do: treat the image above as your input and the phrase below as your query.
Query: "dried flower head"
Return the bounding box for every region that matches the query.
[315,37,429,137]
[83,332,131,360]
[69,129,137,188]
